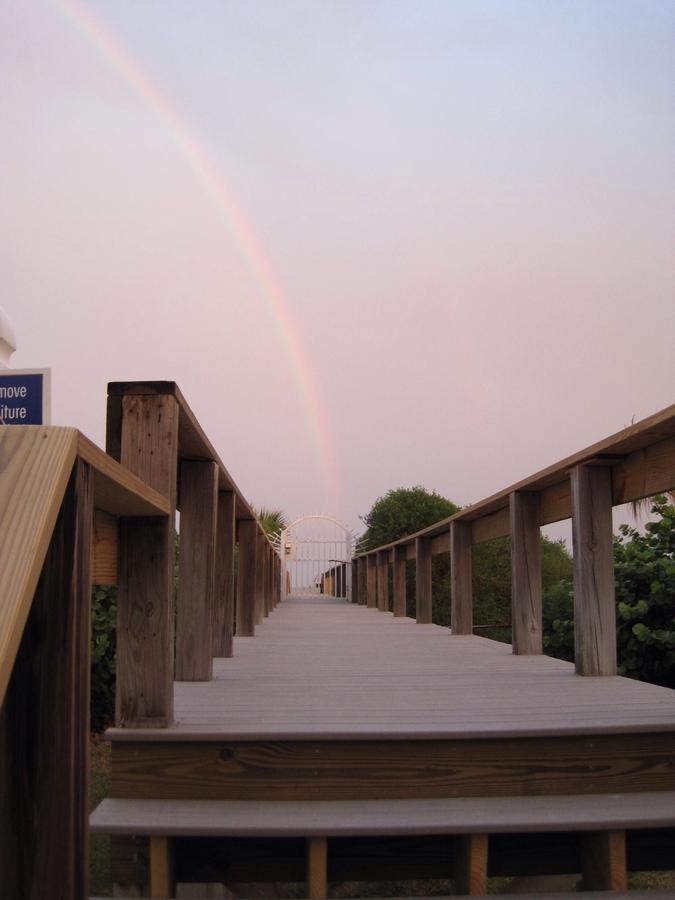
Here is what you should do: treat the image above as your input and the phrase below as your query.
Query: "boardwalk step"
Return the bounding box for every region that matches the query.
[91,791,675,836]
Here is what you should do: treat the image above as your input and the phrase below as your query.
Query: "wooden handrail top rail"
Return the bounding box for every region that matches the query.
[107,381,275,548]
[356,400,675,556]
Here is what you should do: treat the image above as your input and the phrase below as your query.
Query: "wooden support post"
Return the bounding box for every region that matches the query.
[393,544,407,617]
[510,490,542,654]
[571,464,617,676]
[306,836,328,900]
[0,460,93,900]
[112,391,179,727]
[366,554,378,608]
[149,835,175,899]
[176,461,218,681]
[358,556,367,606]
[415,535,432,624]
[214,491,236,658]
[351,560,359,604]
[452,833,488,896]
[255,532,266,625]
[377,549,390,612]
[579,830,627,891]
[236,519,257,636]
[450,521,472,635]
[92,508,118,585]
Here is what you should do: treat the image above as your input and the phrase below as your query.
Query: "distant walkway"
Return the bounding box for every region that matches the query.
[131,595,675,742]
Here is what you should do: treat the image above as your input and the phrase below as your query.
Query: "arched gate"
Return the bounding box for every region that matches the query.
[279,515,354,599]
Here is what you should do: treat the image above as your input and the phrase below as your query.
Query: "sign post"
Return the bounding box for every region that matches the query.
[0,368,51,425]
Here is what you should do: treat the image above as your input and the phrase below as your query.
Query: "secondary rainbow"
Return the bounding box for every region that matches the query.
[50,0,343,514]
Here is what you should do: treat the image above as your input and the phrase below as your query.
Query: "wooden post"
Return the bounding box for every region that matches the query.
[377,549,390,612]
[358,556,367,606]
[450,521,472,635]
[510,490,542,654]
[366,554,378,608]
[149,835,175,899]
[214,491,236,658]
[112,391,179,727]
[351,560,359,604]
[306,836,328,900]
[0,460,93,900]
[255,532,266,625]
[393,544,407,617]
[415,536,432,624]
[452,833,488,896]
[236,519,257,637]
[571,464,617,676]
[580,830,627,891]
[176,461,218,681]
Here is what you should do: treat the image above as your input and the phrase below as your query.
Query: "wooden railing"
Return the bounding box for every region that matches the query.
[353,401,675,677]
[0,381,281,899]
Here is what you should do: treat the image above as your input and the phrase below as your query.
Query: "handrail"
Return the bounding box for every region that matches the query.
[353,401,675,678]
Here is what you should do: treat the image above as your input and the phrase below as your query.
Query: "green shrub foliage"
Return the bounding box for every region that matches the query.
[91,585,117,733]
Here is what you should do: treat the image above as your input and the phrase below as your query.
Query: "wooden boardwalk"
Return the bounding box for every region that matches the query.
[110,595,675,743]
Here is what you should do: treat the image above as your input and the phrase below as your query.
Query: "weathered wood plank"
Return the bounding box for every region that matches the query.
[452,833,488,896]
[0,459,93,900]
[214,491,236,658]
[92,508,118,585]
[236,519,257,637]
[176,461,219,681]
[510,491,542,655]
[118,394,180,508]
[415,536,432,624]
[149,835,174,899]
[580,829,627,891]
[571,464,617,676]
[450,522,472,635]
[377,549,390,613]
[366,555,377,609]
[306,836,327,900]
[392,544,407,617]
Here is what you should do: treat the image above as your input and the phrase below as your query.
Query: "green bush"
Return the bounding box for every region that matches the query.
[91,585,117,733]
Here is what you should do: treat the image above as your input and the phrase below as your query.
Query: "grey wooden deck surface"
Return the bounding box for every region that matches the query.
[109,596,675,742]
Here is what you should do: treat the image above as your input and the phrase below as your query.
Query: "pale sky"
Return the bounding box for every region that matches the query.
[2,0,674,536]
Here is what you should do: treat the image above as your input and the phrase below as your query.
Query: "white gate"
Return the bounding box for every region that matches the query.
[280,515,354,599]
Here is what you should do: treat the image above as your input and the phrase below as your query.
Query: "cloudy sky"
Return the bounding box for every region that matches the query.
[2,0,674,536]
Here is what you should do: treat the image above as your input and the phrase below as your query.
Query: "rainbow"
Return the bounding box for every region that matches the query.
[49,0,343,515]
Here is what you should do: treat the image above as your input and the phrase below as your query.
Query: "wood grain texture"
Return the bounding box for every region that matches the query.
[0,425,78,706]
[415,537,432,624]
[376,550,390,613]
[450,521,472,635]
[580,829,627,891]
[93,508,118,585]
[236,519,257,637]
[571,465,617,676]
[510,491,542,655]
[0,459,93,900]
[149,835,174,899]
[452,833,488,896]
[366,555,377,609]
[176,461,219,682]
[117,517,174,727]
[119,394,180,508]
[306,836,327,900]
[392,544,407,618]
[214,491,236,658]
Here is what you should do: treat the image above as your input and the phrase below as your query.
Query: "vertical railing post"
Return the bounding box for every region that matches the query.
[0,460,93,900]
[111,390,179,727]
[214,491,236,658]
[176,461,218,681]
[236,519,257,637]
[366,554,377,608]
[255,532,266,625]
[351,560,359,604]
[357,556,367,606]
[510,491,542,654]
[377,549,390,612]
[571,464,617,675]
[415,536,432,624]
[393,544,407,617]
[450,521,472,635]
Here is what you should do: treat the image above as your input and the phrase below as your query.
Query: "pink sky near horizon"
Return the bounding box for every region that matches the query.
[2,0,674,538]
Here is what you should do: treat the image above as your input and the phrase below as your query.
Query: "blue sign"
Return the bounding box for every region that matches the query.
[0,372,47,425]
